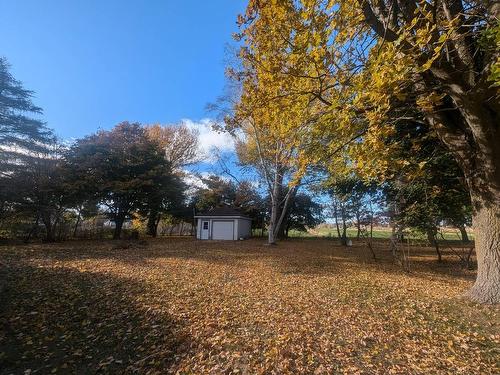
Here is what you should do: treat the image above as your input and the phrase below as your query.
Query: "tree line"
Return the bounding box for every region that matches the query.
[0,57,192,241]
[0,57,323,242]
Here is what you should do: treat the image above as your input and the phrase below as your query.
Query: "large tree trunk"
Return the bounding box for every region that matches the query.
[466,197,500,304]
[268,192,280,244]
[147,210,159,237]
[268,198,279,245]
[447,105,499,302]
[113,215,125,240]
[335,218,341,239]
[280,212,293,239]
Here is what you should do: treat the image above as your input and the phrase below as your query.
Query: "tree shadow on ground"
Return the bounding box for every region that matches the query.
[0,260,191,374]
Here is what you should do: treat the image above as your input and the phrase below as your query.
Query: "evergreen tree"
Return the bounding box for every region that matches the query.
[0,57,52,175]
[0,57,54,232]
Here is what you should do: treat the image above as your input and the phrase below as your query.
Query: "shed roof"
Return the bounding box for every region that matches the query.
[195,206,250,218]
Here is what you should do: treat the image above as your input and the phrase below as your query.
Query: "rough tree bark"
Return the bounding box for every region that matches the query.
[466,188,500,303]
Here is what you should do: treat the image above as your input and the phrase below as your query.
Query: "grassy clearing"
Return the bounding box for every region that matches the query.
[289,227,394,239]
[0,238,497,374]
[285,226,474,241]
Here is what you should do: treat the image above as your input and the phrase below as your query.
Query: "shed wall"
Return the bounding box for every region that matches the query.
[195,216,252,240]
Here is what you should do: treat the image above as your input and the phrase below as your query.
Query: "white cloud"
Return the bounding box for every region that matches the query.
[182,170,208,191]
[181,118,234,162]
[182,173,222,189]
[182,170,235,198]
[182,170,233,189]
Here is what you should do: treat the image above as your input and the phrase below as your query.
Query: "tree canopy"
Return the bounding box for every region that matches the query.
[64,122,173,239]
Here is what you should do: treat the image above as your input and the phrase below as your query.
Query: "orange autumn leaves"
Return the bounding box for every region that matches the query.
[1,238,498,374]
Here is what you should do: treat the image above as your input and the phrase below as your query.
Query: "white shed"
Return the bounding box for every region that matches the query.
[195,207,252,240]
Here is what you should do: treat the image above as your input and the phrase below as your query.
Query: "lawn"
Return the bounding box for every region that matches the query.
[0,238,497,374]
[287,226,474,241]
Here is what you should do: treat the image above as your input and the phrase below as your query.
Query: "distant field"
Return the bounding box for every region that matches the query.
[285,226,474,241]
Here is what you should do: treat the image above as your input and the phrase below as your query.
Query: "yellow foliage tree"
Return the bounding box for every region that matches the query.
[227,0,322,244]
[236,0,499,302]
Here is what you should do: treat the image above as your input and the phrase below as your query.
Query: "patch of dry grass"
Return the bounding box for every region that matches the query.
[0,238,498,374]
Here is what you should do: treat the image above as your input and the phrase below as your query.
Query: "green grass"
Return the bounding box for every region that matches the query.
[301,227,393,239]
[266,227,474,241]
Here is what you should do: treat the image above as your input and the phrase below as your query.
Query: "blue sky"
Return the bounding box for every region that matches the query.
[0,0,245,141]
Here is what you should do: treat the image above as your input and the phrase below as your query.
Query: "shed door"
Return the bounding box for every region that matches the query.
[212,221,234,240]
[201,221,209,240]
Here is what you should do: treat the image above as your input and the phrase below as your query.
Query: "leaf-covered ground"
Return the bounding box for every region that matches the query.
[0,238,498,374]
